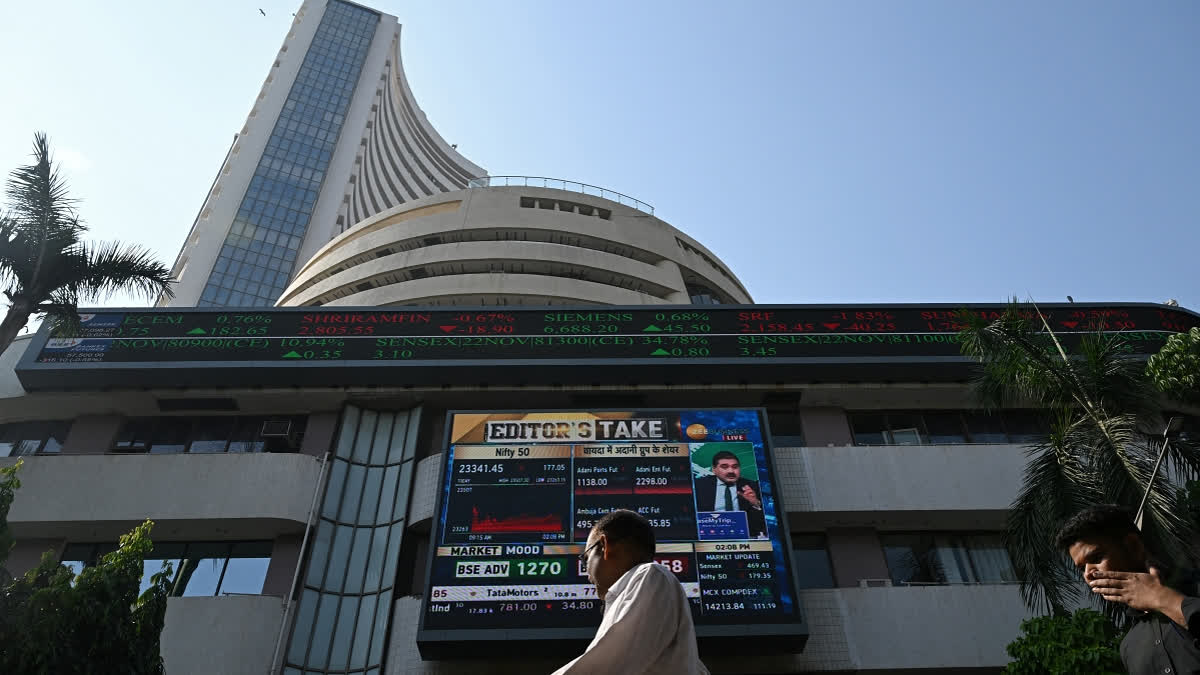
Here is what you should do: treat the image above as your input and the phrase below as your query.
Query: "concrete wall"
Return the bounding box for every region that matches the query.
[841,585,1029,670]
[5,538,64,576]
[0,334,31,400]
[1,453,322,540]
[60,415,122,454]
[161,595,285,675]
[775,444,1025,529]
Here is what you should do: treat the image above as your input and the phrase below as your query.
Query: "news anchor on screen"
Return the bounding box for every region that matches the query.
[694,450,766,538]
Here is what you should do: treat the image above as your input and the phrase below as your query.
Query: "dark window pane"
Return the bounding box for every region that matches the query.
[1004,411,1048,443]
[881,533,945,585]
[150,420,190,454]
[287,589,320,664]
[190,417,236,453]
[962,412,1008,444]
[850,414,887,446]
[768,411,805,446]
[42,422,70,453]
[964,534,1017,583]
[307,593,340,669]
[885,413,926,445]
[230,417,266,453]
[792,534,836,588]
[924,412,967,445]
[113,417,155,451]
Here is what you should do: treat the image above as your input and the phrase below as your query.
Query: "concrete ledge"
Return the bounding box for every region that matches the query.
[2,453,323,540]
[776,444,1024,523]
[162,595,284,675]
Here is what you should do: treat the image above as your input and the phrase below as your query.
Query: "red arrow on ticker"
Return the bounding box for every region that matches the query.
[1061,321,1078,329]
[822,323,840,331]
[439,325,457,333]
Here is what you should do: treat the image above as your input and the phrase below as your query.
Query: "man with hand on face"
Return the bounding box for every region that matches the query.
[1056,504,1200,675]
[693,450,767,538]
[551,509,708,675]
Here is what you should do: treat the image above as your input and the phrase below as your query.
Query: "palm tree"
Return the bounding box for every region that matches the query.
[0,133,173,353]
[958,301,1200,616]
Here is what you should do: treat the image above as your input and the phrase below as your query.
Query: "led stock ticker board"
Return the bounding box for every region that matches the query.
[17,304,1198,389]
[416,410,805,653]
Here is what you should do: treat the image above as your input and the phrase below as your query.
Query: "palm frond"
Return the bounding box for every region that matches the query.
[4,132,81,238]
[1005,434,1090,614]
[69,240,174,303]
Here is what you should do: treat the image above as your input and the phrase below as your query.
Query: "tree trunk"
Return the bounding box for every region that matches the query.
[0,300,33,356]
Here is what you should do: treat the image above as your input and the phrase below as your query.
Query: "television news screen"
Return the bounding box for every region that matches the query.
[417,409,806,655]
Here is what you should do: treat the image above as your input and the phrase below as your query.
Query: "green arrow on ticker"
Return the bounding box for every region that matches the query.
[186,327,207,335]
[282,351,303,359]
[650,348,671,356]
[642,324,662,332]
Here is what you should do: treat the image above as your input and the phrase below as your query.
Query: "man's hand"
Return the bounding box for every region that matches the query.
[740,484,761,509]
[1089,567,1186,626]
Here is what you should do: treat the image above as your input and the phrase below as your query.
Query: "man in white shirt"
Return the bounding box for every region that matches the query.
[551,509,709,675]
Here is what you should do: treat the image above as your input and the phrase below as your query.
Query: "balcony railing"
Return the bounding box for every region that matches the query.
[468,175,654,215]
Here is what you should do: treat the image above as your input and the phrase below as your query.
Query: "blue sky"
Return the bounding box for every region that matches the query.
[1,0,1197,309]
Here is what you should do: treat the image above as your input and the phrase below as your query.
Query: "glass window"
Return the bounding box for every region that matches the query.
[1003,411,1048,443]
[767,410,805,446]
[61,540,272,597]
[849,414,888,445]
[881,533,945,584]
[962,412,1008,444]
[149,420,189,454]
[178,542,230,596]
[924,412,967,445]
[884,413,926,445]
[230,417,266,453]
[41,422,69,453]
[190,417,236,453]
[0,420,73,455]
[882,533,1016,585]
[220,542,272,595]
[792,534,836,588]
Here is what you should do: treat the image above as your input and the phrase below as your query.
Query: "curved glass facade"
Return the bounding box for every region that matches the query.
[284,406,420,674]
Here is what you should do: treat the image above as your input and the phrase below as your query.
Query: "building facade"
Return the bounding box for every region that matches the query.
[165,0,485,308]
[4,302,1195,674]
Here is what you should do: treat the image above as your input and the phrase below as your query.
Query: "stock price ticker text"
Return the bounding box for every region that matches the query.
[32,305,1197,365]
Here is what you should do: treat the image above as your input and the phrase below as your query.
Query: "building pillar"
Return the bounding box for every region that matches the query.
[60,415,122,454]
[827,527,891,587]
[798,407,852,447]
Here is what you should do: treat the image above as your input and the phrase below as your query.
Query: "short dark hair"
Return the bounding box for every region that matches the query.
[594,509,656,562]
[1054,504,1140,551]
[711,450,740,467]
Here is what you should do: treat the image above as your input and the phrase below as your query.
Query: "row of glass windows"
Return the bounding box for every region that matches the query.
[199,0,378,308]
[881,533,1017,585]
[849,410,1047,445]
[112,415,306,454]
[0,420,71,456]
[793,531,1017,589]
[61,541,272,597]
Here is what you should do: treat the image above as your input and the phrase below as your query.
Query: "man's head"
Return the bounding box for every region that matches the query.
[711,450,742,485]
[582,509,656,601]
[1055,504,1147,581]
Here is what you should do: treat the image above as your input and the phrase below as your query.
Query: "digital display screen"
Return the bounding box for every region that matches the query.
[25,304,1194,364]
[417,409,804,652]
